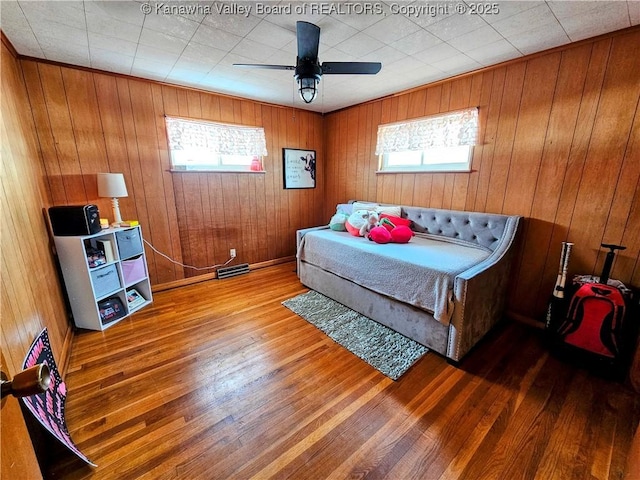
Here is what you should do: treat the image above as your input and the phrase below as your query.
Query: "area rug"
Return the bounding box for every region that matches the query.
[282,290,428,380]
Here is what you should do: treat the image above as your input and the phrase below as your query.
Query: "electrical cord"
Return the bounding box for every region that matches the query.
[143,239,234,271]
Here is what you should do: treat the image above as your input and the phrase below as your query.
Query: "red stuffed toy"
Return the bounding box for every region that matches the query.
[368,224,414,244]
[390,225,413,243]
[369,226,392,243]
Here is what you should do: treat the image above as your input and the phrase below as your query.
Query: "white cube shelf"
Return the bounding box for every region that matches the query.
[53,225,153,330]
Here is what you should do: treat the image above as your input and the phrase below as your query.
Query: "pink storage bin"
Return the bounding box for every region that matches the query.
[121,256,146,285]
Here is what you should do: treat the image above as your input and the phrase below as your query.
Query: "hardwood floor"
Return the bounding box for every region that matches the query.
[50,262,639,479]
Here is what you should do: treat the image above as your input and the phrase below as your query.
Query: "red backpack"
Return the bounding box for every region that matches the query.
[559,282,626,357]
[552,244,633,367]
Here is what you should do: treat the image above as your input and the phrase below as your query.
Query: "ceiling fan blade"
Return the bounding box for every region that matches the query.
[233,64,295,71]
[321,62,382,75]
[297,21,320,61]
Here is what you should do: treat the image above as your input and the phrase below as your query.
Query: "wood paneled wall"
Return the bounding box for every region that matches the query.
[1,38,71,479]
[168,96,324,274]
[20,61,325,283]
[324,28,640,320]
[10,27,640,320]
[0,42,71,381]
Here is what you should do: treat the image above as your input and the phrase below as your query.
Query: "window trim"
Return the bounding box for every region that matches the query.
[377,145,474,174]
[375,107,478,173]
[165,115,267,173]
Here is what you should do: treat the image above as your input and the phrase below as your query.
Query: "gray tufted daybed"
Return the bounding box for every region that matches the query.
[296,204,522,363]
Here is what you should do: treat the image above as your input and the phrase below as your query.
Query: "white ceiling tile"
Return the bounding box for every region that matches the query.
[135,44,180,65]
[391,29,442,56]
[246,20,297,49]
[491,3,557,38]
[334,32,385,58]
[18,0,85,30]
[320,47,359,63]
[0,2,44,58]
[166,68,207,84]
[1,1,29,29]
[130,69,167,82]
[201,12,262,37]
[13,43,45,58]
[362,13,422,43]
[221,52,272,74]
[507,21,570,54]
[263,10,326,29]
[230,38,278,63]
[405,64,445,80]
[35,23,88,48]
[427,13,490,42]
[139,28,189,55]
[384,55,428,74]
[25,15,89,48]
[331,4,391,30]
[131,57,174,77]
[84,1,146,26]
[89,32,138,57]
[180,42,226,66]
[316,16,359,48]
[191,23,243,51]
[171,56,216,74]
[547,0,603,20]
[553,2,631,42]
[411,42,461,65]
[200,70,248,93]
[90,47,134,72]
[142,9,200,40]
[265,48,297,66]
[483,1,542,24]
[630,0,640,25]
[151,0,216,23]
[431,54,482,76]
[42,46,90,67]
[2,0,635,113]
[360,45,407,65]
[249,68,295,83]
[86,12,143,43]
[465,38,522,66]
[447,25,504,51]
[400,5,454,30]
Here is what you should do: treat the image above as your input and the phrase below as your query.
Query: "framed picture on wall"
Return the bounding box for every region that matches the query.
[283,148,316,189]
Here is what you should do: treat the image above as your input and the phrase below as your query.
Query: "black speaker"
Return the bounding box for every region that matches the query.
[48,205,101,236]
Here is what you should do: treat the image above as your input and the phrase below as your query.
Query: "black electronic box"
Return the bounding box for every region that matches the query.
[48,204,101,236]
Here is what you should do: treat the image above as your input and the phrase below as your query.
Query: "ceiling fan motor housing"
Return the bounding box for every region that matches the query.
[294,59,322,81]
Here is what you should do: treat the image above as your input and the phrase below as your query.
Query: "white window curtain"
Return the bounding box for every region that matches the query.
[375,107,478,155]
[165,116,268,156]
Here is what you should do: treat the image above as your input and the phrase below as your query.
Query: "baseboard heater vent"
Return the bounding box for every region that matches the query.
[217,263,250,279]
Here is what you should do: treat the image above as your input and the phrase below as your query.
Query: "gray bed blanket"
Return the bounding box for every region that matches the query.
[297,229,490,325]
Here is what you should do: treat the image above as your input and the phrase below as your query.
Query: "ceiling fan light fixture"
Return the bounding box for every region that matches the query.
[297,76,319,103]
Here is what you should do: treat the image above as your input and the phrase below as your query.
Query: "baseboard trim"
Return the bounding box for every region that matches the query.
[152,256,296,293]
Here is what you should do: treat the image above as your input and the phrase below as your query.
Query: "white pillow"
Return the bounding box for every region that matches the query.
[376,205,402,217]
[351,201,378,212]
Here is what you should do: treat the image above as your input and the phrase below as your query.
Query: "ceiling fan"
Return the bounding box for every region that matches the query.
[234,21,382,104]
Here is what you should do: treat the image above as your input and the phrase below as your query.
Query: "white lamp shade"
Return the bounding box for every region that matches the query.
[97,173,128,198]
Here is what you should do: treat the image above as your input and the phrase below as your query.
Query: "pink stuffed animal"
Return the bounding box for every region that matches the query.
[369,225,414,244]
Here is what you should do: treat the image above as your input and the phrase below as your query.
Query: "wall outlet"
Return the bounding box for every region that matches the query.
[230,248,236,258]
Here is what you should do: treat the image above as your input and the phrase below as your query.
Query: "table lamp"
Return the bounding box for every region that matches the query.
[97,173,128,226]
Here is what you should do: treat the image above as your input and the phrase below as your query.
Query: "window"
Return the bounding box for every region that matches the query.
[376,108,478,173]
[165,116,267,172]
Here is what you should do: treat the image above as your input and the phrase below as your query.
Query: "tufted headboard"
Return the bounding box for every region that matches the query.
[401,206,519,252]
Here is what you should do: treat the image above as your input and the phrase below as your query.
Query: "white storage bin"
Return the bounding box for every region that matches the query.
[116,228,143,259]
[91,264,120,298]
